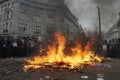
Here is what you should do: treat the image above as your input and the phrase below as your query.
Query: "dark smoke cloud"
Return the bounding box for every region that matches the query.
[64,0,120,33]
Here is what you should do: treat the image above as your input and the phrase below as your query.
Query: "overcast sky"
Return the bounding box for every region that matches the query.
[64,0,120,33]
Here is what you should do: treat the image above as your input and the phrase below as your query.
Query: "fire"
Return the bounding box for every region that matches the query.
[23,33,102,71]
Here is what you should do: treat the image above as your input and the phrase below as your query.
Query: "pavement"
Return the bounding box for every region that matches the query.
[0,58,120,80]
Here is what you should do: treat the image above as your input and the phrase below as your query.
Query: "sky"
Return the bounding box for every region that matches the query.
[64,0,120,33]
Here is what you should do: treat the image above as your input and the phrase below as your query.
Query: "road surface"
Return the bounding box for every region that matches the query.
[0,58,120,80]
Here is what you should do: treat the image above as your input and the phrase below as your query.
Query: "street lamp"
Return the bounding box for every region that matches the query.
[97,6,102,53]
[97,6,102,39]
[118,12,120,38]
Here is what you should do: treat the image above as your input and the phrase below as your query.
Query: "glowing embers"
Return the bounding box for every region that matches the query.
[23,33,102,71]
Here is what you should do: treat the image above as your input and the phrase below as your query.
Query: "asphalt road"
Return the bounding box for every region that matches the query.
[0,58,120,80]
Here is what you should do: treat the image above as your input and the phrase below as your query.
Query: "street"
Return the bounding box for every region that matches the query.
[0,58,120,80]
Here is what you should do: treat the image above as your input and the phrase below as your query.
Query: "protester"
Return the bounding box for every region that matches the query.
[107,39,120,58]
[0,36,40,58]
[102,40,108,57]
[12,39,18,57]
[0,36,120,58]
[0,37,5,58]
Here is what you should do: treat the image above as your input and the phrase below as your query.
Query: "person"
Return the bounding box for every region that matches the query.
[6,36,13,58]
[118,39,120,58]
[114,39,119,58]
[108,40,112,57]
[17,37,24,57]
[0,37,5,58]
[12,39,18,57]
[102,40,108,57]
[29,39,35,56]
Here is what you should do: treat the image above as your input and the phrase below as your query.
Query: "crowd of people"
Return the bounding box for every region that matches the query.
[0,36,42,58]
[102,39,120,58]
[0,35,120,59]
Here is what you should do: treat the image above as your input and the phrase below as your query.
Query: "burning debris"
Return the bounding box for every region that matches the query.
[23,33,102,71]
[1,57,119,80]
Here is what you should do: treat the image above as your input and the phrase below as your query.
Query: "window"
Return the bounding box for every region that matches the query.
[18,23,28,33]
[8,3,10,8]
[6,11,9,19]
[33,25,41,34]
[5,23,8,32]
[6,23,8,28]
[3,13,6,20]
[0,14,2,21]
[19,12,29,20]
[3,23,8,33]
[19,8,29,21]
[46,26,55,35]
[5,8,12,19]
[10,22,12,31]
[19,27,26,33]
[47,10,54,18]
[34,7,44,14]
[46,18,54,24]
[10,22,12,27]
[10,11,13,19]
[1,6,3,12]
[11,2,14,8]
[20,13,25,20]
[0,7,1,12]
[34,15,42,23]
[0,24,1,32]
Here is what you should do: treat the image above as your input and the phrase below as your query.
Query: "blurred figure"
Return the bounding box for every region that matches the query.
[17,37,24,57]
[6,36,13,58]
[0,37,5,58]
[108,40,112,57]
[102,40,108,57]
[118,39,120,58]
[12,39,18,57]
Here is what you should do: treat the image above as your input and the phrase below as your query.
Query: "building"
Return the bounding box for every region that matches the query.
[105,13,120,42]
[0,0,84,41]
[105,23,119,42]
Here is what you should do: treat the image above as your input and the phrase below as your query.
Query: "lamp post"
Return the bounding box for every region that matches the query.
[118,12,120,38]
[97,6,102,54]
[97,6,102,39]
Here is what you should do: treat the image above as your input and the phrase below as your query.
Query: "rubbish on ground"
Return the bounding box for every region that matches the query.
[105,57,112,61]
[97,74,104,78]
[51,78,58,80]
[95,63,111,68]
[40,78,43,80]
[102,64,112,68]
[96,78,104,80]
[77,66,85,73]
[45,76,51,79]
[5,70,12,74]
[81,75,88,79]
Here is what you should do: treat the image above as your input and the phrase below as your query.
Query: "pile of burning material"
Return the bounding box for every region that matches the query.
[23,33,103,71]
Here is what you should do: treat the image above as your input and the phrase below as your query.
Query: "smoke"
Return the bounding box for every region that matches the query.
[64,0,120,33]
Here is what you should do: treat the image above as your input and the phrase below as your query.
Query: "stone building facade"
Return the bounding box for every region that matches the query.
[105,13,120,42]
[0,0,84,41]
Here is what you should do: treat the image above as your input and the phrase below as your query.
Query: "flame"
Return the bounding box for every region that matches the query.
[23,33,102,71]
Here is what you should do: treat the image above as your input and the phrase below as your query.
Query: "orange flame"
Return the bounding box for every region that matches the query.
[23,33,102,71]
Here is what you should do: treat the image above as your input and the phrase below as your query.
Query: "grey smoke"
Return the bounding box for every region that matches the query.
[64,0,120,33]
